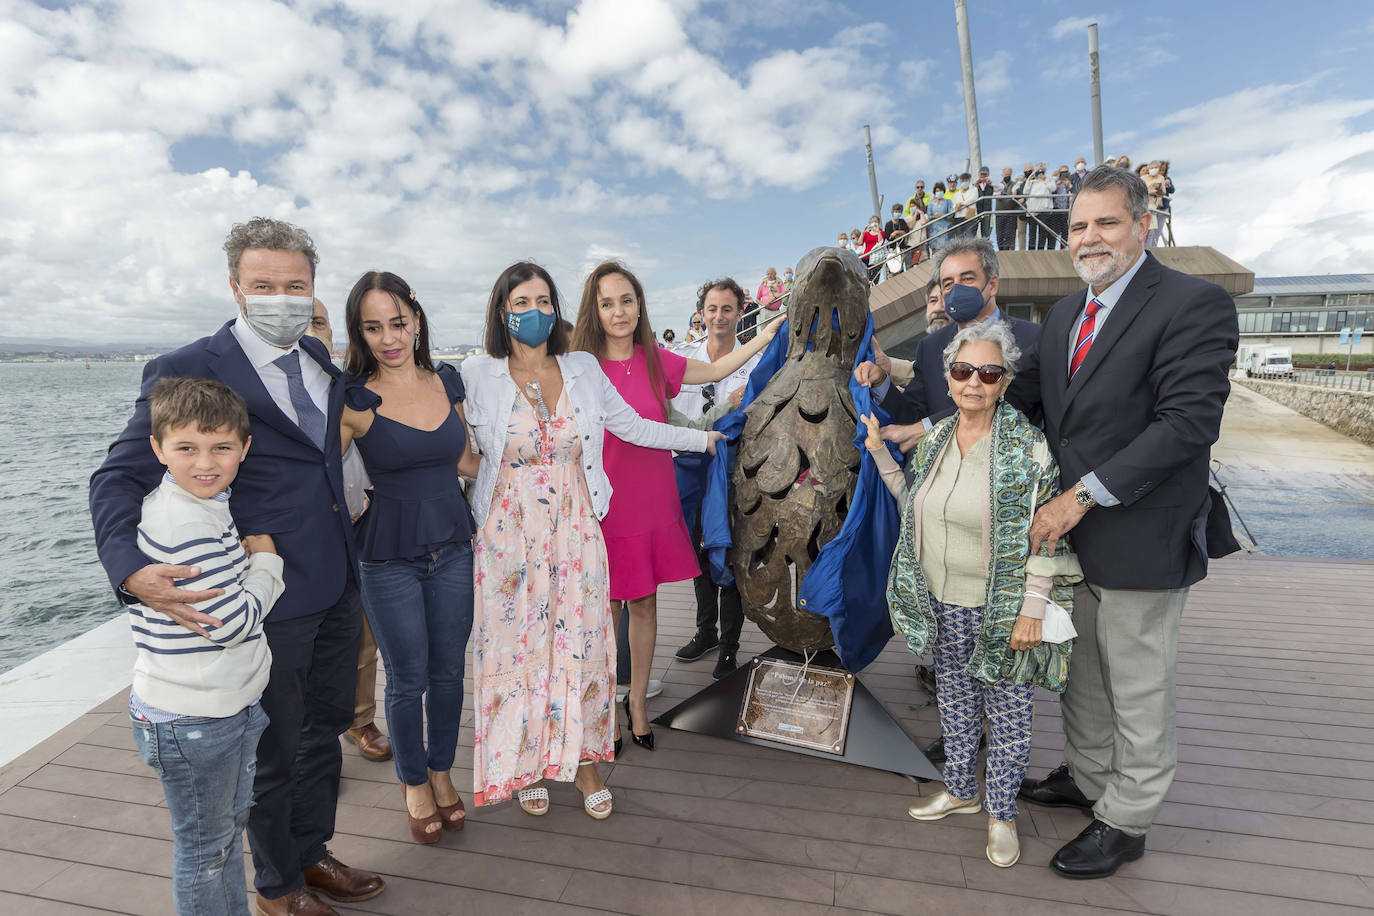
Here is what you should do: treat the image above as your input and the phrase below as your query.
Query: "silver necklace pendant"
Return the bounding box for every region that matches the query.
[525,379,550,424]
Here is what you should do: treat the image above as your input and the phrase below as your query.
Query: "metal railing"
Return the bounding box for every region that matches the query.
[712,192,1177,340]
[1284,369,1374,392]
[867,193,1174,264]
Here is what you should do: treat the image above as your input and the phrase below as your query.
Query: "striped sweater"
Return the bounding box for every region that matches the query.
[129,475,284,717]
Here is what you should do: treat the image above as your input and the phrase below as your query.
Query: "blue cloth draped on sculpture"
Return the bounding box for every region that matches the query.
[685,311,901,672]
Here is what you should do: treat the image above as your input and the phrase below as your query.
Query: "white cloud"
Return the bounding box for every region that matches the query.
[973,49,1012,97]
[0,0,893,346]
[1144,81,1374,276]
[1050,15,1108,42]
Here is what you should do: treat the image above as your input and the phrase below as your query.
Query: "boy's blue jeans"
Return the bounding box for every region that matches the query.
[132,703,268,916]
[358,541,474,785]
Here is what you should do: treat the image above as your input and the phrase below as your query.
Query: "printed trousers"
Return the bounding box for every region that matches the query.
[931,599,1035,821]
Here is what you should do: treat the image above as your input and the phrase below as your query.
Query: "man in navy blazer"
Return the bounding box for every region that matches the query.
[1016,168,1238,879]
[855,236,1041,453]
[90,219,385,915]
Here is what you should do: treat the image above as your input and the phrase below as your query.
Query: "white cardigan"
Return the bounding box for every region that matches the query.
[460,351,710,527]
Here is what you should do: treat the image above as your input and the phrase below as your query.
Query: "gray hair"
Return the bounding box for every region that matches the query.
[942,320,1021,375]
[931,234,999,286]
[223,217,319,281]
[1072,165,1149,221]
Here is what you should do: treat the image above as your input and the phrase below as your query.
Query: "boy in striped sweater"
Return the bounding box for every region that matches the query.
[127,377,285,916]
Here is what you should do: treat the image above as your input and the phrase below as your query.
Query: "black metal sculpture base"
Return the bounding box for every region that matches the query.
[653,646,942,782]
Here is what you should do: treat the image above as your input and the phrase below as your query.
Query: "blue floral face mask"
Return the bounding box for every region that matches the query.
[505,307,555,347]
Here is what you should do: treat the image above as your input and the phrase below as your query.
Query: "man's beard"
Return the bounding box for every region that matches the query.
[927,314,952,332]
[1073,244,1135,288]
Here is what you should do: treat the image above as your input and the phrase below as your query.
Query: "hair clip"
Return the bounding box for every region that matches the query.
[409,288,418,301]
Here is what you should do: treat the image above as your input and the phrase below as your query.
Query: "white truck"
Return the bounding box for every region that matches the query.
[1238,345,1294,379]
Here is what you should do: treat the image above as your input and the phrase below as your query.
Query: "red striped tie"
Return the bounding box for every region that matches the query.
[1068,298,1103,381]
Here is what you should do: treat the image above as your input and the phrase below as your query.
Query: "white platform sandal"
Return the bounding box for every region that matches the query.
[516,785,549,816]
[582,788,613,820]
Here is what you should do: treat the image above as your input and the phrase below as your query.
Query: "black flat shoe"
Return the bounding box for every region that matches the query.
[1019,763,1097,814]
[923,736,947,766]
[623,695,654,751]
[712,649,738,680]
[1050,820,1146,879]
[924,732,988,767]
[675,631,719,662]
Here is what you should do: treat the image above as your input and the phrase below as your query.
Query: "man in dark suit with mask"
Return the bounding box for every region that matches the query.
[855,236,1040,455]
[90,218,386,916]
[1015,167,1238,879]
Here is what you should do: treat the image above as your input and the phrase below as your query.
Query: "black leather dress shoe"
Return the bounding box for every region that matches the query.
[1019,763,1096,814]
[1050,820,1146,879]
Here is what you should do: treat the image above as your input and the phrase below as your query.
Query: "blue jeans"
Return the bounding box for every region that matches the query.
[132,703,269,916]
[358,542,475,785]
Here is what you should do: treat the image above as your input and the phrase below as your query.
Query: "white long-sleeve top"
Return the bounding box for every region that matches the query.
[460,351,709,527]
[128,474,284,717]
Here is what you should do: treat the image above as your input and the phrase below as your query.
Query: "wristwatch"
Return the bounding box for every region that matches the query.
[1073,480,1097,509]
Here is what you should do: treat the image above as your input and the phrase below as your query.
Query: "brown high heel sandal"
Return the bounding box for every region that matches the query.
[436,795,465,832]
[402,785,442,844]
[431,771,465,831]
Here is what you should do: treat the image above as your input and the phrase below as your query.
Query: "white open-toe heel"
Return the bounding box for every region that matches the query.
[517,785,549,816]
[582,788,613,820]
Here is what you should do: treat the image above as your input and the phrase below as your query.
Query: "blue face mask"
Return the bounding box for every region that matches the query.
[943,281,989,324]
[505,307,555,347]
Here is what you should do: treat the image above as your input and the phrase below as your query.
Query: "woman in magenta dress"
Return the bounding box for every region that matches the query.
[571,261,779,749]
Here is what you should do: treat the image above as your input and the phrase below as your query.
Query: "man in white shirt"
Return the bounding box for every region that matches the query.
[672,278,761,680]
[951,172,979,238]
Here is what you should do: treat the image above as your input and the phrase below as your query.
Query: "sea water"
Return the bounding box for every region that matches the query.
[0,361,145,673]
[1,360,1371,676]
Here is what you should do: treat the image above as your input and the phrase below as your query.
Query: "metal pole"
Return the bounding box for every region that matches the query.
[863,124,881,220]
[954,0,982,176]
[1088,23,1104,165]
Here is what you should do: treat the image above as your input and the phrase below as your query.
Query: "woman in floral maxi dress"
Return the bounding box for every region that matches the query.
[460,262,719,818]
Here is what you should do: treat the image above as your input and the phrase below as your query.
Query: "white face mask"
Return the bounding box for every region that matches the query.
[238,290,314,347]
[1148,167,1159,176]
[1076,163,1086,172]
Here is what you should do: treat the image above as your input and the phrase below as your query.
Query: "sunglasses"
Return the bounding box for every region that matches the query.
[948,362,1007,384]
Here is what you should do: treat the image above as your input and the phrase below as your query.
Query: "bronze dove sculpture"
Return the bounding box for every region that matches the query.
[729,246,870,653]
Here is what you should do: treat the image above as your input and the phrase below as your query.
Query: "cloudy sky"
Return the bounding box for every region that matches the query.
[4,0,1374,347]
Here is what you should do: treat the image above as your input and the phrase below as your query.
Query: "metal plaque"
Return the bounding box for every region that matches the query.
[736,656,855,754]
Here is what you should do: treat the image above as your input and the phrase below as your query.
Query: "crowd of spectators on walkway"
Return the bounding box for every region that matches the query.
[835,157,1174,280]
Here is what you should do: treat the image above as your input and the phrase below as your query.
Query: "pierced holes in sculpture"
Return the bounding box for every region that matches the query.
[750,526,779,573]
[806,520,825,563]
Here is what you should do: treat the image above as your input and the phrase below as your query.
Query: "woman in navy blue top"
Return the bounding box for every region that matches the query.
[340,270,480,845]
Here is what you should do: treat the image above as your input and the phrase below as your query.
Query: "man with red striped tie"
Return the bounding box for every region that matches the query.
[1011,166,1238,879]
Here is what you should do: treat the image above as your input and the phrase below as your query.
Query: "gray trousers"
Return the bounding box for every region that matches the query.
[1063,582,1188,836]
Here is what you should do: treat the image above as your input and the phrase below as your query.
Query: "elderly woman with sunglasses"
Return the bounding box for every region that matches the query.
[861,321,1082,869]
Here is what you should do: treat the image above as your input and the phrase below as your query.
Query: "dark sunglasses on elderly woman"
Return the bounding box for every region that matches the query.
[949,362,1007,384]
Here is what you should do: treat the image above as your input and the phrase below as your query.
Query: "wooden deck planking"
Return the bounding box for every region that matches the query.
[1,554,1372,914]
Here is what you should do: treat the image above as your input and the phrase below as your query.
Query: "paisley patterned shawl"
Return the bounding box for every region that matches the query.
[885,400,1081,693]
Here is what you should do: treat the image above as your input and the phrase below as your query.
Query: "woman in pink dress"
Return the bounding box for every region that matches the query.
[756,267,787,312]
[571,261,780,749]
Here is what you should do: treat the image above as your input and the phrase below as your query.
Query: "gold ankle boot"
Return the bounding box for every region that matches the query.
[906,790,982,821]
